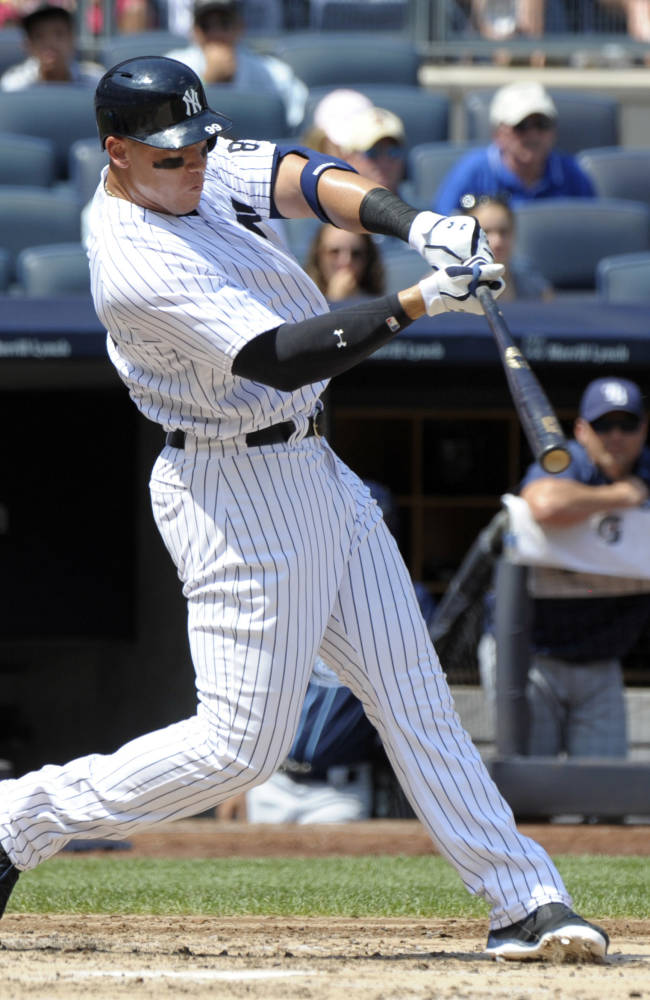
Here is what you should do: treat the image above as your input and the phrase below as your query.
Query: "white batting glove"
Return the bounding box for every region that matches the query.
[408,211,493,271]
[418,260,505,316]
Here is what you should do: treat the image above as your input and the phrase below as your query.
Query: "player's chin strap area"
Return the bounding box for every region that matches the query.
[232,294,412,392]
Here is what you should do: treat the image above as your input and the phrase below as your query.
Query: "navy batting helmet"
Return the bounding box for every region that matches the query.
[95,56,232,151]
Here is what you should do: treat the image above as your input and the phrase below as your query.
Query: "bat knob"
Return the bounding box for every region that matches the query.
[541,446,571,474]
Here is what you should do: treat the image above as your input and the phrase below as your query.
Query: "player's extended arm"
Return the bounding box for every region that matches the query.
[273,151,493,271]
[521,475,649,527]
[232,261,503,391]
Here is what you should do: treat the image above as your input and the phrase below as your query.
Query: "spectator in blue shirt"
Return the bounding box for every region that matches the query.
[433,81,595,217]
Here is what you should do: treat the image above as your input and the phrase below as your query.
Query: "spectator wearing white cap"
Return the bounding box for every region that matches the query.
[432,81,595,216]
[336,105,407,196]
[301,88,374,156]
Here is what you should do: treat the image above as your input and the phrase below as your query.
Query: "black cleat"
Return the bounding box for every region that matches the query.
[485,902,609,962]
[0,845,18,918]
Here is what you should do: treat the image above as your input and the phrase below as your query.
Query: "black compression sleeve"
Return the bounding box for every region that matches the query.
[359,188,419,242]
[232,295,412,392]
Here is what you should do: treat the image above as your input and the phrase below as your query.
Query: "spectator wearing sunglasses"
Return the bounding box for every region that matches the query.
[518,377,650,761]
[432,81,595,216]
[336,105,407,196]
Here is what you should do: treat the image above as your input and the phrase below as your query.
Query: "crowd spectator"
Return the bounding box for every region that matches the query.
[301,87,374,157]
[335,104,407,197]
[304,224,384,304]
[432,81,595,216]
[165,0,308,129]
[462,193,553,301]
[520,377,650,759]
[1,1,104,90]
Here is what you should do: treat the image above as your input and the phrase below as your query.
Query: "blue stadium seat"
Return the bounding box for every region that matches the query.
[309,0,409,31]
[0,187,82,281]
[0,87,98,179]
[576,147,650,207]
[0,247,10,292]
[381,247,429,295]
[513,198,650,291]
[203,87,288,141]
[0,27,23,76]
[282,217,321,267]
[242,0,283,31]
[463,89,619,155]
[69,138,109,205]
[0,131,56,187]
[268,31,420,88]
[99,30,187,70]
[404,141,479,208]
[596,251,650,302]
[300,85,449,149]
[16,242,90,297]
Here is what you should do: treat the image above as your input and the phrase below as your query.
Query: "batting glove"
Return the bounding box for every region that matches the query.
[419,260,505,316]
[408,211,493,271]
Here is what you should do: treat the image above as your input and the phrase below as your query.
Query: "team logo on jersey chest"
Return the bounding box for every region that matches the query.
[182,88,202,116]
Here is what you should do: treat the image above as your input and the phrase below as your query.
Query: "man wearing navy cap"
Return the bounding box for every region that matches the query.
[519,377,650,761]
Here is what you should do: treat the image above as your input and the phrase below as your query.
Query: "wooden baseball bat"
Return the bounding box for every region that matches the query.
[476,286,570,474]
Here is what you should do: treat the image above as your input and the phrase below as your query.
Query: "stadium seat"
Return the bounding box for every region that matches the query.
[381,247,429,295]
[0,132,56,187]
[513,198,650,291]
[16,242,90,297]
[0,27,23,76]
[404,141,479,208]
[281,216,321,266]
[463,89,620,155]
[300,85,449,149]
[267,31,420,88]
[203,87,288,141]
[576,147,650,207]
[0,247,10,292]
[99,30,187,70]
[596,251,650,302]
[69,138,109,205]
[242,0,283,31]
[309,0,409,30]
[0,187,82,281]
[0,87,98,180]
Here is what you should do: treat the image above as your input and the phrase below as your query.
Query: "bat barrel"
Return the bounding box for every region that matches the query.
[477,286,571,475]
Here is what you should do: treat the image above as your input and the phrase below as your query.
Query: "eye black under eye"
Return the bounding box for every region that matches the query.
[153,156,185,170]
[153,145,208,170]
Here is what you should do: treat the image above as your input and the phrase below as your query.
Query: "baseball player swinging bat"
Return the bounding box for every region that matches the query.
[476,286,570,474]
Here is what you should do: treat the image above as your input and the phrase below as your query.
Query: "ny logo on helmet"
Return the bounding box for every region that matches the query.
[182,88,202,116]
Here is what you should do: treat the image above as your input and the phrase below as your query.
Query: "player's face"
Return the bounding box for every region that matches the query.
[575,412,647,479]
[116,138,210,215]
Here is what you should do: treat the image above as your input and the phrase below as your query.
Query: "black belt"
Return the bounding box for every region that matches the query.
[165,414,320,451]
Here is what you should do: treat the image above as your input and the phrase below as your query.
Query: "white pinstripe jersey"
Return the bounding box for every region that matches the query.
[86,137,329,438]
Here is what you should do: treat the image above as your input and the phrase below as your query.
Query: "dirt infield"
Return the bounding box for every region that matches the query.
[3,820,649,999]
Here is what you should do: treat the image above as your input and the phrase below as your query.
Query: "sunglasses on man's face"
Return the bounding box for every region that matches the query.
[364,143,404,161]
[513,115,555,133]
[590,414,642,434]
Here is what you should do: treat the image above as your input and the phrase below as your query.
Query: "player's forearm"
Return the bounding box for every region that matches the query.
[232,293,418,391]
[521,477,646,526]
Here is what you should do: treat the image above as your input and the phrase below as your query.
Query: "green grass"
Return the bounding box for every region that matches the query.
[8,855,650,919]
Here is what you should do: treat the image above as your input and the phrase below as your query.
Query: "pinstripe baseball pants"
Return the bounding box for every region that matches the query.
[0,432,571,927]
